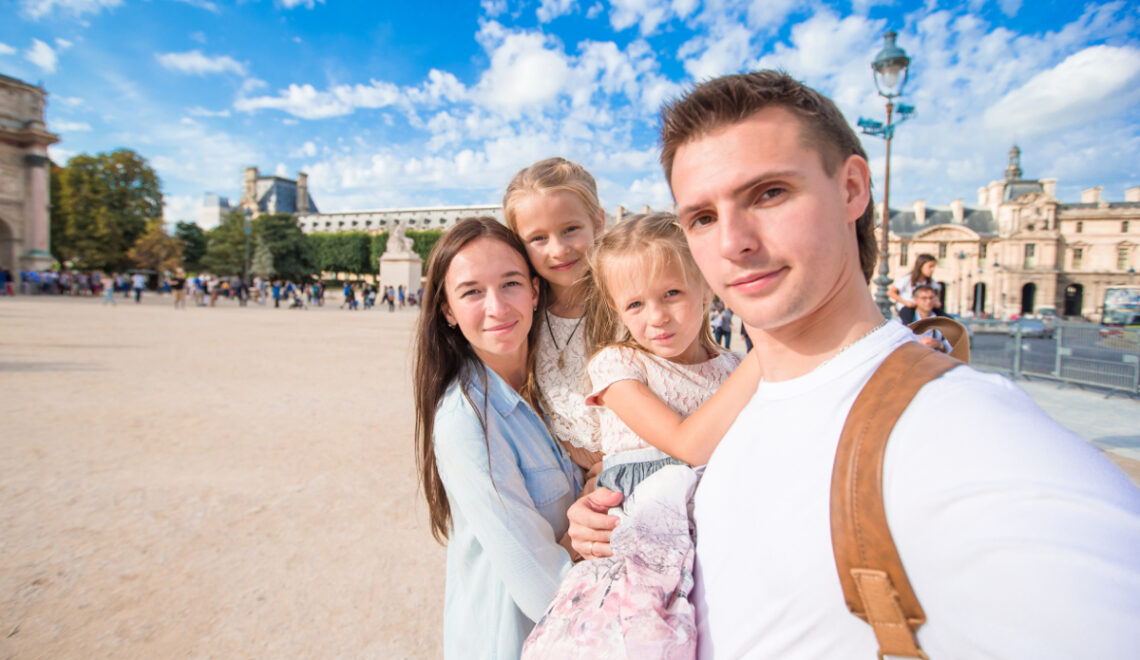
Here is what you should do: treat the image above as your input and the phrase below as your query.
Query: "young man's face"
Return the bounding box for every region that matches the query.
[670,106,870,332]
[914,288,937,315]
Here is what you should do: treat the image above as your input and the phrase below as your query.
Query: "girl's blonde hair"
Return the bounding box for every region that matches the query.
[584,212,717,358]
[502,157,604,235]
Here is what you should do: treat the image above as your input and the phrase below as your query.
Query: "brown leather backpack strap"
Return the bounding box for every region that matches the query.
[908,316,971,364]
[830,341,961,659]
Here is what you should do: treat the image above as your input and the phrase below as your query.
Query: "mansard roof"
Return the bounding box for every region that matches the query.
[1060,202,1140,210]
[1003,180,1045,202]
[253,176,318,215]
[888,207,997,238]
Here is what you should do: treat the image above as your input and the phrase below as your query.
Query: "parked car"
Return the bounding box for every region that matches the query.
[1008,318,1054,339]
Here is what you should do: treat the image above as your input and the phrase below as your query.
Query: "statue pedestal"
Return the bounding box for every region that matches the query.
[379,252,423,295]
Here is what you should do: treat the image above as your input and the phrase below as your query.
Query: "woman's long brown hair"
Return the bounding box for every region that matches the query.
[908,253,937,288]
[413,216,546,544]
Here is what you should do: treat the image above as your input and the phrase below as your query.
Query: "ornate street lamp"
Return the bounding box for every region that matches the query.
[859,30,915,317]
[243,207,252,293]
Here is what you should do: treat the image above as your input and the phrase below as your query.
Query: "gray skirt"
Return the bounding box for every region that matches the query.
[597,446,688,497]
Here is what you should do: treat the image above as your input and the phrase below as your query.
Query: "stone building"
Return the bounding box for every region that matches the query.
[296,203,504,234]
[879,146,1139,320]
[0,74,59,273]
[237,167,319,218]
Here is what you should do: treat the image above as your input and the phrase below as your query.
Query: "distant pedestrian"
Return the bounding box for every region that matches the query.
[740,320,752,352]
[132,272,146,303]
[171,270,187,310]
[272,281,282,308]
[398,285,406,309]
[386,286,395,312]
[102,280,117,306]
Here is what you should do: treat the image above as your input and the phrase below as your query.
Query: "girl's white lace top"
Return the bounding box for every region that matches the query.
[586,345,742,456]
[535,311,600,452]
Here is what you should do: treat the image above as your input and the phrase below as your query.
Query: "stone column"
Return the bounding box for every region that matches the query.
[21,145,53,271]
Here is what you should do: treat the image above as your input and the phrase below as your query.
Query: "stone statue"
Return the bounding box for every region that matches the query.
[389,221,413,254]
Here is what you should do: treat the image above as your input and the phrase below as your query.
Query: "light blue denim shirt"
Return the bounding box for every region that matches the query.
[434,362,582,659]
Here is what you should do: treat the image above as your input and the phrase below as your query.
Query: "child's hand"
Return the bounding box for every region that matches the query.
[567,487,622,559]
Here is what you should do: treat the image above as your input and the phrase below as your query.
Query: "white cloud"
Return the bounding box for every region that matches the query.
[0,42,15,56]
[278,0,324,8]
[292,140,319,158]
[19,0,122,20]
[537,0,576,22]
[25,39,57,73]
[474,25,571,112]
[983,45,1140,136]
[55,38,73,50]
[481,0,508,17]
[163,194,201,226]
[175,0,220,12]
[609,0,673,35]
[52,119,92,131]
[235,80,402,119]
[996,0,1022,18]
[190,31,207,44]
[56,95,84,106]
[187,106,232,117]
[681,23,753,79]
[157,50,247,76]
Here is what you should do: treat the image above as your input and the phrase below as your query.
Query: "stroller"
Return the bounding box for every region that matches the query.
[289,291,306,309]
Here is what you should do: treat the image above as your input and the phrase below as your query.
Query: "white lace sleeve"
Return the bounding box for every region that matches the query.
[586,346,647,405]
[586,346,657,456]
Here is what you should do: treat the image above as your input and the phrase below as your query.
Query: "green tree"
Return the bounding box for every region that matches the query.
[200,210,247,276]
[175,221,207,271]
[251,236,274,277]
[253,213,314,281]
[100,149,162,268]
[127,219,183,273]
[49,148,163,270]
[309,231,371,275]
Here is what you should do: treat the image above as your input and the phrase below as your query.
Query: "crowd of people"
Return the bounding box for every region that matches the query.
[413,71,1140,659]
[1,265,424,314]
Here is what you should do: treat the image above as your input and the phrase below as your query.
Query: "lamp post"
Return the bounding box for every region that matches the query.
[859,30,915,318]
[243,208,252,292]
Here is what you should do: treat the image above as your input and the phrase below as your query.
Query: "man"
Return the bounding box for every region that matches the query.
[910,284,951,353]
[131,272,146,303]
[171,270,187,310]
[569,71,1140,657]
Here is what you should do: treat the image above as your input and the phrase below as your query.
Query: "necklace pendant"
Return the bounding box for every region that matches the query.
[558,353,565,370]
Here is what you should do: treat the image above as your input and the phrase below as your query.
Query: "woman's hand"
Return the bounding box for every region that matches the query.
[567,487,622,559]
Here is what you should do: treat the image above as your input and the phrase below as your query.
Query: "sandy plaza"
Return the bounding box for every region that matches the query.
[2,294,1139,658]
[1,295,444,658]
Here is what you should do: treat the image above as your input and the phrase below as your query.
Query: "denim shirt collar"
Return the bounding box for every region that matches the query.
[460,360,527,419]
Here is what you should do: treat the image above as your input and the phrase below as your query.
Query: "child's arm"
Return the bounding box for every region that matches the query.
[592,350,760,465]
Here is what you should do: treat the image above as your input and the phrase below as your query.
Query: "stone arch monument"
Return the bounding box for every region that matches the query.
[0,74,60,273]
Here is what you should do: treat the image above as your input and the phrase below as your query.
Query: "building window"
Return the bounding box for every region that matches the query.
[1076,221,1083,233]
[1024,243,1036,269]
[1072,247,1083,270]
[938,242,947,259]
[1119,246,1130,270]
[1124,221,1131,233]
[899,242,908,267]
[979,243,988,260]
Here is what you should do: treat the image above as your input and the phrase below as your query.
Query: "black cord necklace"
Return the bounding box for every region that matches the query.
[545,308,585,370]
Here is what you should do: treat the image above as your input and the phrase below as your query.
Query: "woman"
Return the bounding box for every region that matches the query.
[413,217,583,659]
[889,253,942,324]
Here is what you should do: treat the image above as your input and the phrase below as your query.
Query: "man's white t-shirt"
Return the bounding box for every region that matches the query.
[692,322,1140,658]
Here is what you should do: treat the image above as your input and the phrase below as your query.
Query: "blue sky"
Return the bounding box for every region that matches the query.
[3,0,1139,228]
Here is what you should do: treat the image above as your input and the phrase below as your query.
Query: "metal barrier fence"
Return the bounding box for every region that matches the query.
[964,320,1140,396]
